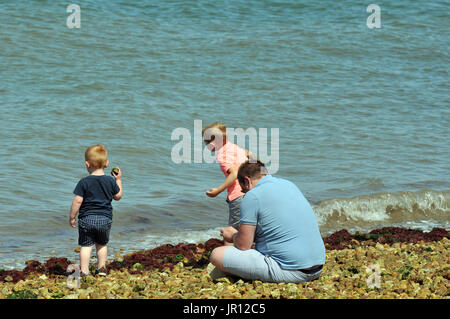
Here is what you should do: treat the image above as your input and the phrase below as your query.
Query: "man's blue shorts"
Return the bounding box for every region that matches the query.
[78,215,112,247]
[222,246,323,283]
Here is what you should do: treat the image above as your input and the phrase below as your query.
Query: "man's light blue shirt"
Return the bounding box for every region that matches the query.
[240,175,326,270]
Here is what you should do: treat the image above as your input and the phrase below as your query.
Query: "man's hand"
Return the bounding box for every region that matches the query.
[220,226,238,243]
[206,187,221,197]
[222,224,256,250]
[70,217,77,228]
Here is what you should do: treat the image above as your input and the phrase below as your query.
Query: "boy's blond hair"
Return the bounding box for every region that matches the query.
[202,122,227,143]
[85,144,108,169]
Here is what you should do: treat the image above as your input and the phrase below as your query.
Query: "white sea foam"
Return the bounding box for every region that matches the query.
[138,227,224,249]
[313,189,449,227]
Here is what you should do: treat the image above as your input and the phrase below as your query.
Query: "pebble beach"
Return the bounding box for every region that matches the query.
[1,227,448,299]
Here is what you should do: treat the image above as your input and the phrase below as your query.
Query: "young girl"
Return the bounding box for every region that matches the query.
[202,122,252,244]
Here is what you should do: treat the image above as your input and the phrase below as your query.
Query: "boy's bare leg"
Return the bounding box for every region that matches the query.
[80,246,93,274]
[96,244,107,269]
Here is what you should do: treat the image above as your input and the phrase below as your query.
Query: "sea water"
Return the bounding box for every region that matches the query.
[0,0,448,269]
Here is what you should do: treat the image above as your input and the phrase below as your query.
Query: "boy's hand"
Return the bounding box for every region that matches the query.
[206,188,220,197]
[70,217,77,228]
[112,167,122,180]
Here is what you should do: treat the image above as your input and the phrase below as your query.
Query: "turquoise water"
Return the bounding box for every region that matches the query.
[0,0,449,268]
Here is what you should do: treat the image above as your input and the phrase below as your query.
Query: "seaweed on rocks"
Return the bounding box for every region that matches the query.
[323,227,449,250]
[108,239,224,273]
[323,229,354,250]
[0,270,26,284]
[0,258,73,283]
[2,228,448,285]
[369,227,449,244]
[44,257,72,275]
[23,260,45,274]
[204,238,224,251]
[420,227,449,241]
[2,237,449,299]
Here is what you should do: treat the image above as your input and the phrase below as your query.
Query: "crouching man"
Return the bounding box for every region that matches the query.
[210,160,325,283]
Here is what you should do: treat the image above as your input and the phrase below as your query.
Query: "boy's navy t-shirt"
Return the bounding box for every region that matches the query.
[73,175,120,219]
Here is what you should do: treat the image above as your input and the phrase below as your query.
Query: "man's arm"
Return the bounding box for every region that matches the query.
[233,224,256,250]
[69,195,83,228]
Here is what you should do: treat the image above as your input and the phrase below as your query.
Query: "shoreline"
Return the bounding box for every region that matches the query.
[1,227,448,299]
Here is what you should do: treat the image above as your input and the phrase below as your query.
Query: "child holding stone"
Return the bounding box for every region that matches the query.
[69,144,122,276]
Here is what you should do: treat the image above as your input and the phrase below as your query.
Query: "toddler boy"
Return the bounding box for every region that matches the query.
[69,144,122,276]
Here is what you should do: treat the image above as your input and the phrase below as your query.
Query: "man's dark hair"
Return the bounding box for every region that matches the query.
[237,160,268,186]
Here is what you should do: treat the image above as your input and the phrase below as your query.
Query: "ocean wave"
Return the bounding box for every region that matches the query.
[139,227,223,249]
[138,190,450,247]
[313,189,449,233]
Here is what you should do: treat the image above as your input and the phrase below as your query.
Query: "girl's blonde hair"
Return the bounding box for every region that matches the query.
[202,122,227,143]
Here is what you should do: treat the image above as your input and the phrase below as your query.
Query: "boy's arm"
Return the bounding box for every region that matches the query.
[69,195,83,228]
[206,166,238,197]
[112,167,123,201]
[113,179,123,201]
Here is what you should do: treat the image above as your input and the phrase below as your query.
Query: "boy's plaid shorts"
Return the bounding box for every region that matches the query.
[78,215,112,247]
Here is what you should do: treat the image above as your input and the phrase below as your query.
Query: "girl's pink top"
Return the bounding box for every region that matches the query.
[216,142,248,201]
